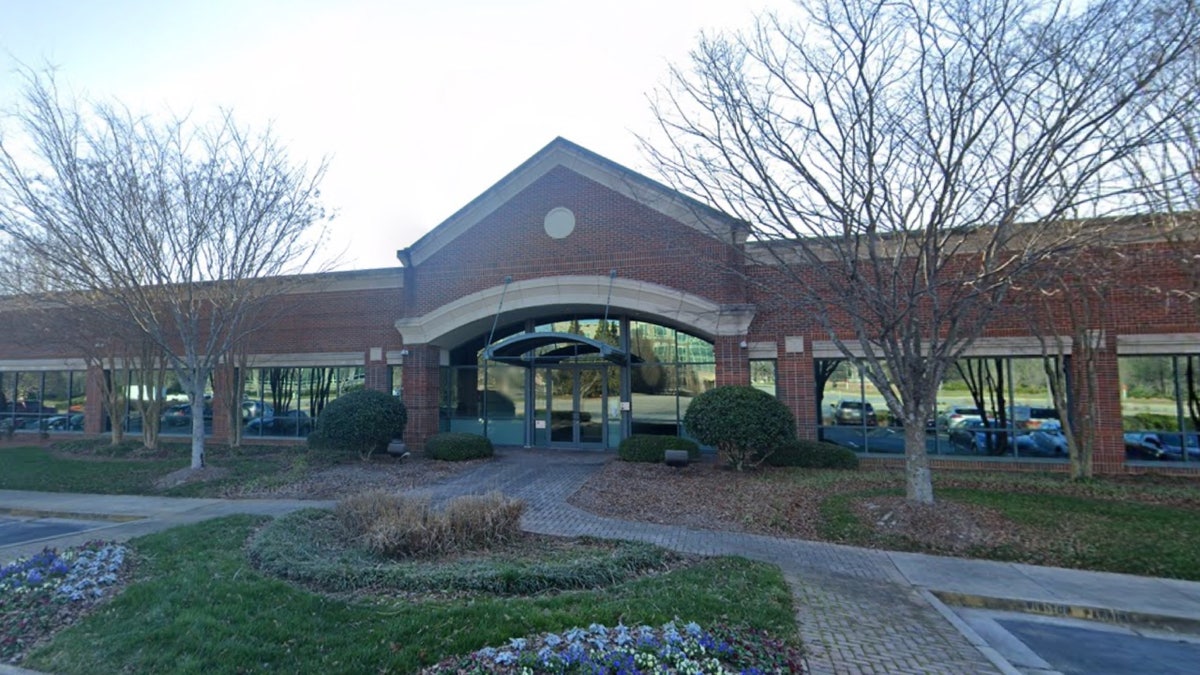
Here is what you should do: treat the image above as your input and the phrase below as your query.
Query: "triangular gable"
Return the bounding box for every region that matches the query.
[399,137,745,267]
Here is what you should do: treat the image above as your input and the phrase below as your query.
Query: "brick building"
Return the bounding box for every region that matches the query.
[2,138,1198,474]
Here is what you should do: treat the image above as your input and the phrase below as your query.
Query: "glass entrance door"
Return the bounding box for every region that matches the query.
[540,365,608,448]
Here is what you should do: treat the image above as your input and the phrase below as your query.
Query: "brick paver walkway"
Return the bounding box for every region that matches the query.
[414,449,1001,674]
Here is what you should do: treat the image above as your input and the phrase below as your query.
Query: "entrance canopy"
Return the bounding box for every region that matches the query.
[482,331,635,367]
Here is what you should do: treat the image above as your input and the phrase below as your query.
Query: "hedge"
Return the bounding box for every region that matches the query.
[764,439,860,470]
[618,435,701,463]
[425,432,494,461]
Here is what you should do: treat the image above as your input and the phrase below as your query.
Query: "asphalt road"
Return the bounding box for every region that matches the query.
[957,607,1200,674]
[0,515,105,549]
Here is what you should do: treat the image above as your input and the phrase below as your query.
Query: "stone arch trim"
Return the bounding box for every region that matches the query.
[395,275,754,348]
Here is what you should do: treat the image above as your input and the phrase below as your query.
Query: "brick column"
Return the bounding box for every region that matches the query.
[210,365,235,444]
[777,346,817,440]
[402,344,442,451]
[84,364,106,435]
[364,351,390,394]
[714,336,750,386]
[1079,333,1125,475]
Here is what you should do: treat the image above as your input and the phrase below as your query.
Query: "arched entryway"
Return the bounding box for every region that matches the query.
[395,276,754,450]
[442,316,718,449]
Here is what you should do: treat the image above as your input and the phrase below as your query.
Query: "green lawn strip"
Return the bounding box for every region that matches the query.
[817,487,899,542]
[817,482,1200,581]
[159,456,294,497]
[0,447,184,493]
[25,516,798,675]
[0,446,292,496]
[943,488,1200,580]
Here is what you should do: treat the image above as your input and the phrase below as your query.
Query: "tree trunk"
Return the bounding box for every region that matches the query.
[904,423,934,504]
[190,374,206,469]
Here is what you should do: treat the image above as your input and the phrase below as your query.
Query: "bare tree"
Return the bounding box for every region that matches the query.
[1024,248,1129,479]
[643,0,1198,503]
[0,69,331,469]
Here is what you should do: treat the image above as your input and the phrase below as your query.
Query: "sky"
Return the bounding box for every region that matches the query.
[0,0,783,271]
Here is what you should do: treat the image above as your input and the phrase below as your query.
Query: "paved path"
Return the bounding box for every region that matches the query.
[5,447,1200,674]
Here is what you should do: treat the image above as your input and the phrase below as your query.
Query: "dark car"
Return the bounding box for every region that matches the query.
[1124,432,1200,461]
[43,413,84,431]
[832,400,877,426]
[245,409,312,436]
[950,419,1068,457]
[160,403,213,427]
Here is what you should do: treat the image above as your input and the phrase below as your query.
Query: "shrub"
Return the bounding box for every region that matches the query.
[683,386,796,470]
[425,432,493,461]
[249,508,677,595]
[764,439,860,470]
[618,435,700,463]
[335,490,525,558]
[307,389,406,461]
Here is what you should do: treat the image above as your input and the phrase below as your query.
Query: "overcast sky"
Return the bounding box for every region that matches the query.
[0,0,783,271]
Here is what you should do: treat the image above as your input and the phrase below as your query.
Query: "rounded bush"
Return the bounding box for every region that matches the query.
[683,386,796,470]
[307,389,407,461]
[425,432,494,461]
[618,435,700,463]
[764,439,860,470]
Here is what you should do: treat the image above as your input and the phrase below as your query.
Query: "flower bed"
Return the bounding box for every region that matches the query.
[422,619,805,674]
[1,542,128,663]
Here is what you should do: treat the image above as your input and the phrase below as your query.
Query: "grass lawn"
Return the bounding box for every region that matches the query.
[791,470,1200,580]
[7,440,1200,581]
[0,443,296,497]
[21,516,798,674]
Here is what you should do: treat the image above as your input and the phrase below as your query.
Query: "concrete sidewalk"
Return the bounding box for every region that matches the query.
[3,449,1200,674]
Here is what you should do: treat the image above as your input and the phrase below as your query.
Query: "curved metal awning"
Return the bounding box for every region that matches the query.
[482,331,634,367]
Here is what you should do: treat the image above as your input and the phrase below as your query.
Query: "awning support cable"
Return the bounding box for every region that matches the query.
[602,269,617,326]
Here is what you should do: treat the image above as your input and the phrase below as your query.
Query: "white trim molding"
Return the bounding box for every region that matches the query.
[395,275,753,348]
[0,358,90,371]
[244,352,365,368]
[1117,333,1200,355]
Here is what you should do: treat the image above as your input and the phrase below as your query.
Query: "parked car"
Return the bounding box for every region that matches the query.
[245,409,312,436]
[937,405,982,429]
[43,413,84,431]
[3,400,57,428]
[160,403,213,427]
[1009,405,1061,430]
[949,419,1068,457]
[832,400,877,426]
[241,400,274,422]
[1123,432,1200,462]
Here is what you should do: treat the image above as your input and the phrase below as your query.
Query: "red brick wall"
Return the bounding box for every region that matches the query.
[408,167,747,316]
[3,164,1199,477]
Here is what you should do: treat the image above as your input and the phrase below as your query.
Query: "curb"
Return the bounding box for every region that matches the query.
[920,590,1024,675]
[0,507,144,523]
[931,590,1200,635]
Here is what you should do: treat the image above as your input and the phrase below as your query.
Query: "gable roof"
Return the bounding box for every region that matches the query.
[398,137,746,267]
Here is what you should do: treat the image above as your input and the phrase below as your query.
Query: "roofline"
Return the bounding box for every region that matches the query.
[401,137,747,267]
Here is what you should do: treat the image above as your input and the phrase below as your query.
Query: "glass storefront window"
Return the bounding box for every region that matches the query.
[389,365,402,399]
[817,356,1064,459]
[1120,355,1199,462]
[447,316,716,447]
[0,370,88,433]
[241,366,363,439]
[751,359,777,397]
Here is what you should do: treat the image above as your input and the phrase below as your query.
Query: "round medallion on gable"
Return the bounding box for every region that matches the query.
[543,207,576,239]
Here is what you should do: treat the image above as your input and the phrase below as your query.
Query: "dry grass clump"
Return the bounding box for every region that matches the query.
[335,490,526,558]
